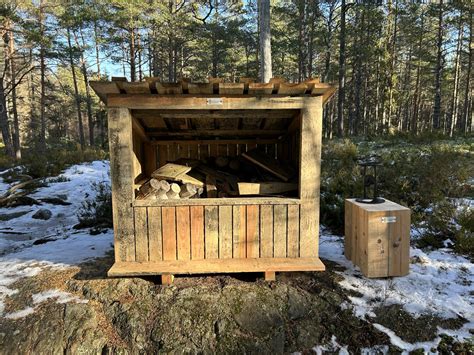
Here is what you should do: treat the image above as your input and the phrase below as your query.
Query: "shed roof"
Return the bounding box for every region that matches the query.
[90,77,336,106]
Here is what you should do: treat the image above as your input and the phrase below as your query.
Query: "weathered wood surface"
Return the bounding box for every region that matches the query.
[299,99,322,258]
[108,107,135,262]
[131,202,306,263]
[104,81,327,278]
[106,95,322,110]
[344,199,410,278]
[134,197,300,206]
[91,79,336,105]
[237,182,298,195]
[108,257,325,276]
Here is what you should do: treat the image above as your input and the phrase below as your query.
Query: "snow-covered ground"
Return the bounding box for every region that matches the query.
[319,230,473,353]
[0,161,113,316]
[0,160,472,353]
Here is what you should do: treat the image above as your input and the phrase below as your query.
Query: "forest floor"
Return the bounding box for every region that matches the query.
[0,161,472,354]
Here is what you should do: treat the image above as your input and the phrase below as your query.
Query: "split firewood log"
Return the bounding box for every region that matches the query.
[205,175,218,198]
[166,183,181,199]
[138,181,155,197]
[150,178,170,192]
[155,189,168,199]
[180,183,198,198]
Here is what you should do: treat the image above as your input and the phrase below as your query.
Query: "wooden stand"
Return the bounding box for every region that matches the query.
[345,198,410,278]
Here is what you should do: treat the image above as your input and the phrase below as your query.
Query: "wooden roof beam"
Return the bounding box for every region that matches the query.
[145,129,286,138]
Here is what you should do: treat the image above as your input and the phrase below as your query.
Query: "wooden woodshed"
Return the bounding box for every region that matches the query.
[91,78,335,283]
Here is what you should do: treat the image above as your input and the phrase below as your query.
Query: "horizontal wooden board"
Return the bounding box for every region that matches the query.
[238,182,298,195]
[134,198,301,207]
[219,83,245,95]
[346,198,410,212]
[108,257,325,276]
[106,95,322,110]
[122,81,151,94]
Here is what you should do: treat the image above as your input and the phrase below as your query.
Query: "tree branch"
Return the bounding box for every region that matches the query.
[192,0,214,24]
[5,66,36,96]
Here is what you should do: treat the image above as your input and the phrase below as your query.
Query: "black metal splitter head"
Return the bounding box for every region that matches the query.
[356,155,385,204]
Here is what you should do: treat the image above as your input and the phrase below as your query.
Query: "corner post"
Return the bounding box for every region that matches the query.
[299,97,323,257]
[108,107,136,262]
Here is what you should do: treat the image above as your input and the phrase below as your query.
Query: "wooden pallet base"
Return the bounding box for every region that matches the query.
[108,257,325,278]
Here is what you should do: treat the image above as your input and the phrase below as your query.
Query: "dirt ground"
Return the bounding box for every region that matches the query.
[0,252,471,354]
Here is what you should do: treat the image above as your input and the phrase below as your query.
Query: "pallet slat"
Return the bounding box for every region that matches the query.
[162,207,177,260]
[287,205,299,258]
[232,205,247,258]
[108,257,326,276]
[273,205,287,258]
[148,207,163,261]
[246,205,260,258]
[190,206,205,260]
[176,206,191,260]
[134,207,149,261]
[260,205,273,258]
[219,206,233,258]
[205,206,219,258]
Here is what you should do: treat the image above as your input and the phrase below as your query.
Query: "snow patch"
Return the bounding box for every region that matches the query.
[0,161,113,318]
[4,307,35,320]
[319,227,474,351]
[32,289,88,305]
[312,335,350,355]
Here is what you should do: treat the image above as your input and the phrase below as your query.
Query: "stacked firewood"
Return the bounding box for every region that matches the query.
[136,148,298,200]
[138,179,204,200]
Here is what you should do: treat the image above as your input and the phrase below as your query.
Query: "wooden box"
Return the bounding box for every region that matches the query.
[344,198,410,278]
[90,78,335,283]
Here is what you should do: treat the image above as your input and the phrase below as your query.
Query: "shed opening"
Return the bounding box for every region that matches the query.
[131,109,302,202]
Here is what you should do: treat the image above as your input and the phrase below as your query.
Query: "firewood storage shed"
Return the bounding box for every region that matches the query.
[91,78,335,283]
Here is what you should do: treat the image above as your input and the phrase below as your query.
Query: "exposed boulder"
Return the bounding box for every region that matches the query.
[32,209,52,220]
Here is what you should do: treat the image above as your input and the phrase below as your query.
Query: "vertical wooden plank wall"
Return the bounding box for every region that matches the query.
[133,203,302,261]
[299,97,322,258]
[108,107,136,262]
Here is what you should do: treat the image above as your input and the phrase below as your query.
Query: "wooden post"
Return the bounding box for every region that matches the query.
[299,97,322,258]
[108,107,136,262]
[264,271,276,281]
[161,274,174,285]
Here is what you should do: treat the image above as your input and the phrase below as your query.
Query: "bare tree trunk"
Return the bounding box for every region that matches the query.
[258,0,272,82]
[448,14,463,137]
[337,0,346,137]
[5,19,20,159]
[386,0,398,133]
[137,32,143,81]
[461,10,472,134]
[66,28,85,150]
[308,4,315,78]
[402,46,413,132]
[433,0,444,131]
[129,27,136,81]
[353,7,364,136]
[93,21,101,79]
[77,30,94,146]
[0,77,13,157]
[375,51,381,133]
[39,0,46,150]
[323,1,335,83]
[297,0,305,82]
[411,12,424,134]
